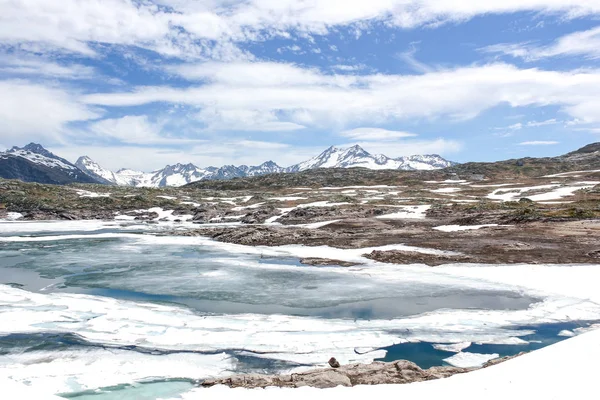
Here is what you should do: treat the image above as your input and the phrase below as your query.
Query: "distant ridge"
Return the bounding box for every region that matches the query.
[1,143,456,187]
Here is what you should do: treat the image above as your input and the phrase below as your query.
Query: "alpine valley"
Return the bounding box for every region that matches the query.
[0,143,455,187]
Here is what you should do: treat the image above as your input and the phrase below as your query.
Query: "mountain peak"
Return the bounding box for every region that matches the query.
[76,155,93,164]
[10,143,56,159]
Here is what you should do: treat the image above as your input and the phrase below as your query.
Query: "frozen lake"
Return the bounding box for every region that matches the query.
[1,221,600,399]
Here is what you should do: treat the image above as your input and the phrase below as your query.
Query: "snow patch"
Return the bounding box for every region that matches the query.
[433,224,502,232]
[375,205,431,219]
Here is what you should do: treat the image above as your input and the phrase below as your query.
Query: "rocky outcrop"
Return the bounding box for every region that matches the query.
[240,206,278,224]
[364,250,472,266]
[201,360,470,389]
[300,258,359,267]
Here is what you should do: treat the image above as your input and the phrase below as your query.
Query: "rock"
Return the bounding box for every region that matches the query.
[201,359,470,389]
[59,212,78,220]
[240,206,277,224]
[482,352,527,368]
[328,357,341,368]
[364,250,471,266]
[192,205,220,223]
[301,258,359,267]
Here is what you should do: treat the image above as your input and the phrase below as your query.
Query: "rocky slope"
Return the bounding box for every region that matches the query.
[201,355,523,389]
[0,144,101,185]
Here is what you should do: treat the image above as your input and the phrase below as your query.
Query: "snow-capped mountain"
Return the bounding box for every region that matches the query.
[76,158,217,187]
[0,144,100,185]
[286,145,454,172]
[2,143,455,187]
[75,156,123,185]
[76,158,286,188]
[70,145,456,187]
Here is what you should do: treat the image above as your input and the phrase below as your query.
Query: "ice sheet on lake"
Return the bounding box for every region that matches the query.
[1,269,600,377]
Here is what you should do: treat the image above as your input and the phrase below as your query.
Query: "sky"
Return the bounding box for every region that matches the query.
[1,0,600,171]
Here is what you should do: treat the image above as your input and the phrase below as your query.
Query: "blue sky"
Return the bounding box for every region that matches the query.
[1,1,599,171]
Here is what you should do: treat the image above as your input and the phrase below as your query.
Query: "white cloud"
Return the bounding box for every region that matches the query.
[0,55,96,79]
[1,0,599,60]
[331,64,366,72]
[397,43,434,73]
[82,62,600,129]
[232,140,290,149]
[88,115,166,144]
[526,118,559,127]
[349,138,463,157]
[0,80,101,144]
[195,108,306,131]
[51,141,313,171]
[481,26,600,61]
[340,127,418,140]
[518,141,559,145]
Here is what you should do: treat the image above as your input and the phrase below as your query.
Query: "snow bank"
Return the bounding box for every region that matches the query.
[174,327,600,400]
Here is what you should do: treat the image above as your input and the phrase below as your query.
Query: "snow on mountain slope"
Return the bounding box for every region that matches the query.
[0,144,100,185]
[75,156,121,185]
[287,145,454,172]
[77,158,286,188]
[3,143,454,187]
[6,144,78,171]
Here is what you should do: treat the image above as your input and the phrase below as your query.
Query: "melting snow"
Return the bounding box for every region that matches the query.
[433,224,502,232]
[375,205,431,219]
[75,190,110,198]
[2,212,23,221]
[487,182,599,202]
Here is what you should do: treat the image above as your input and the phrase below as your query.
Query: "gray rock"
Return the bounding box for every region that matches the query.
[201,360,470,389]
[328,357,341,368]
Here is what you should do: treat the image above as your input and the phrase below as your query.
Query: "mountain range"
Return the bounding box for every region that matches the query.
[0,143,455,187]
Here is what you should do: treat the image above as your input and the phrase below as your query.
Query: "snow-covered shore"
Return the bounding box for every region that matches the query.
[175,326,600,399]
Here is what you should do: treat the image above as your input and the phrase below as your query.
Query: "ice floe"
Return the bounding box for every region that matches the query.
[432,342,472,353]
[443,352,499,368]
